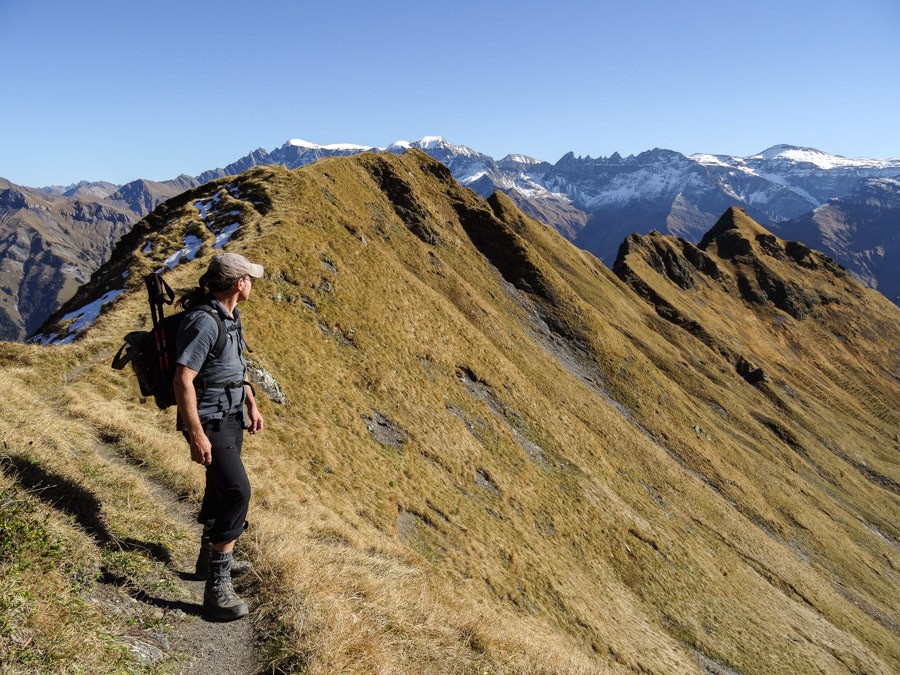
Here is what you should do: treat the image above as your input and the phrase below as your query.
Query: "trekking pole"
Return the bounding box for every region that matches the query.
[144,273,176,384]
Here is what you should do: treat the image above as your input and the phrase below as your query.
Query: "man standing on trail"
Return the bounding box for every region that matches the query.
[174,252,264,621]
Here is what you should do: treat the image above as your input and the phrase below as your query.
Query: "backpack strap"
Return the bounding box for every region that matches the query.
[187,304,228,374]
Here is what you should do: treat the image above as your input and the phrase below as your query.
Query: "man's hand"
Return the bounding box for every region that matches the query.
[247,407,264,434]
[189,428,213,465]
[174,364,210,464]
[244,384,264,435]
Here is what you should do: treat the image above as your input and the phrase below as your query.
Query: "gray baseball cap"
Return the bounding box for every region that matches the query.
[207,253,264,280]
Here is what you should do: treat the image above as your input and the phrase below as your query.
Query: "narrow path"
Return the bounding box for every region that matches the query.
[56,348,268,672]
[90,438,264,674]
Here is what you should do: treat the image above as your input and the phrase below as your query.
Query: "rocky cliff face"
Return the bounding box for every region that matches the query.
[613,206,879,389]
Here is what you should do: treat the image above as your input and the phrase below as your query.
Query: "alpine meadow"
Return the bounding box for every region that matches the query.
[1,150,897,673]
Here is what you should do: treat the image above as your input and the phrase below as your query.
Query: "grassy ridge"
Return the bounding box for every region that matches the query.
[1,150,897,673]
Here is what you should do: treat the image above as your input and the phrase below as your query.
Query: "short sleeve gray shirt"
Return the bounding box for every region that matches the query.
[175,299,247,419]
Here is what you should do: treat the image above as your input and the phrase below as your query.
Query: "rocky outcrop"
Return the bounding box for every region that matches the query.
[612,207,878,387]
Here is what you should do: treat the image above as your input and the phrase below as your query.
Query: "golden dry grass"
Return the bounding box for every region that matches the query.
[1,150,897,673]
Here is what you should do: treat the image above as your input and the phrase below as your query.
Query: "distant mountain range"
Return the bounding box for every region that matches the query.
[0,175,200,339]
[175,136,900,301]
[1,137,897,340]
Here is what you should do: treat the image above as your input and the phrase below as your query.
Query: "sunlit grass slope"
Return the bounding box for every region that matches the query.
[2,150,897,673]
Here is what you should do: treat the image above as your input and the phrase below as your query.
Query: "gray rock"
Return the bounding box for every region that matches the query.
[247,362,286,404]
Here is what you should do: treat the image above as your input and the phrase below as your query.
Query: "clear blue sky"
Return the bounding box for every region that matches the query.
[2,0,899,186]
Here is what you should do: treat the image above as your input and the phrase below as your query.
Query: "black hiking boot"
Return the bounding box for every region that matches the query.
[204,551,249,621]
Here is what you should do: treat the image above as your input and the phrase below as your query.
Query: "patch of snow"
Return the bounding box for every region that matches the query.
[195,199,213,221]
[32,332,59,345]
[286,138,319,149]
[214,223,241,248]
[141,240,152,254]
[690,153,734,168]
[749,145,899,170]
[181,235,202,261]
[462,170,487,183]
[755,172,820,206]
[161,250,182,270]
[36,287,126,344]
[195,191,224,221]
[868,177,900,190]
[418,136,447,148]
[326,143,376,151]
[501,154,542,165]
[414,136,479,157]
[160,234,203,270]
[193,191,244,247]
[387,140,413,151]
[581,164,687,207]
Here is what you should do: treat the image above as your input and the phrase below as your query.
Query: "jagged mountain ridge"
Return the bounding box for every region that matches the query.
[0,179,134,340]
[3,138,899,341]
[192,136,900,284]
[0,174,201,340]
[23,150,899,672]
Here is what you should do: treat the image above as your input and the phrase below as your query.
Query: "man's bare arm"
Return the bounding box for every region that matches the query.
[174,365,212,465]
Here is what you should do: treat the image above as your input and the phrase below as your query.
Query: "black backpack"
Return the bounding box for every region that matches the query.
[112,273,227,409]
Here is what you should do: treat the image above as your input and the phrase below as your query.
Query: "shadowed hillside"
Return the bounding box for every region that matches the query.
[775,177,900,305]
[2,150,897,673]
[0,175,199,340]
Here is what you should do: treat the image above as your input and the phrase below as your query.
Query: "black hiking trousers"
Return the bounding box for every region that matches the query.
[187,412,251,544]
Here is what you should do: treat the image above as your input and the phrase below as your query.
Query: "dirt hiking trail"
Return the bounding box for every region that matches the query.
[91,438,264,673]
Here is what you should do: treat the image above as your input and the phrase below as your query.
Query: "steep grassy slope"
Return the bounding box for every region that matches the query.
[2,151,898,673]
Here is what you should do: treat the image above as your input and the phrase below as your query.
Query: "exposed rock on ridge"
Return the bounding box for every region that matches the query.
[614,206,889,391]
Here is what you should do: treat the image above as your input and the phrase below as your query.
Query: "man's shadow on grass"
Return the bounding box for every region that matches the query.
[1,453,205,618]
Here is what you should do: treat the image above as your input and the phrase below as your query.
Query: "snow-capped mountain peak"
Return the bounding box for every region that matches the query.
[410,136,482,158]
[748,145,898,171]
[418,135,449,149]
[286,138,318,149]
[205,135,900,275]
[500,154,542,165]
[285,139,376,152]
[753,144,826,160]
[751,144,847,168]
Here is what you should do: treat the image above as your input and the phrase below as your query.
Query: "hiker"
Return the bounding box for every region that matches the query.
[173,252,264,621]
